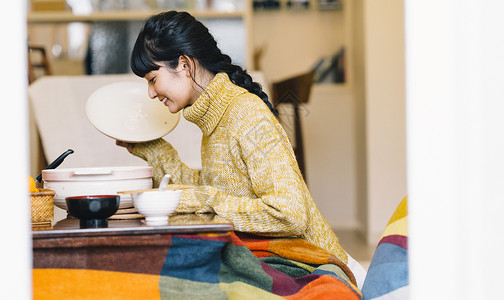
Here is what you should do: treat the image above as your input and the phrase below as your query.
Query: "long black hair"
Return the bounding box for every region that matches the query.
[131,11,278,116]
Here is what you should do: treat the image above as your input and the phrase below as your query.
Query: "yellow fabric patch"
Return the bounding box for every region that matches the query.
[33,269,160,300]
[381,216,408,239]
[387,196,408,225]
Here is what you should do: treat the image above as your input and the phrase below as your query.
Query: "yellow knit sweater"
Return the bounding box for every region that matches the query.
[132,73,348,263]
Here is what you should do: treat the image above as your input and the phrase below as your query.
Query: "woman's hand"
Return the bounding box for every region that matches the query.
[116,140,135,154]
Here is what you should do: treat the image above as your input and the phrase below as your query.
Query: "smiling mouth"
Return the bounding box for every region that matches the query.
[160,97,169,106]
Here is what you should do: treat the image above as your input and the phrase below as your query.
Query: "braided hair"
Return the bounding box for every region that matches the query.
[131,11,278,116]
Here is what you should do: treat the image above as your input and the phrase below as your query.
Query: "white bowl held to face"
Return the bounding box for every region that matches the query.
[132,189,182,225]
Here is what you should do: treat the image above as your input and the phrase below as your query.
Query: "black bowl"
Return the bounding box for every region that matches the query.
[66,195,120,228]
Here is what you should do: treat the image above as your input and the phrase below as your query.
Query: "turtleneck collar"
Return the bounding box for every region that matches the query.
[183,72,245,136]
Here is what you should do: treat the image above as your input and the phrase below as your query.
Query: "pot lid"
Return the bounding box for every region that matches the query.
[42,166,153,181]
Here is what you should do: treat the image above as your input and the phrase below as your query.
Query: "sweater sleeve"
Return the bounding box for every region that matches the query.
[180,185,308,237]
[178,115,309,237]
[131,138,200,187]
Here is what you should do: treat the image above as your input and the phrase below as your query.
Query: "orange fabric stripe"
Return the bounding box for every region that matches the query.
[238,233,332,264]
[267,238,331,264]
[283,275,362,300]
[240,239,271,251]
[230,231,256,247]
[250,250,274,258]
[33,269,161,300]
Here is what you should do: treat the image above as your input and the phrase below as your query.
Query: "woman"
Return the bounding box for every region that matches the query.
[119,11,364,283]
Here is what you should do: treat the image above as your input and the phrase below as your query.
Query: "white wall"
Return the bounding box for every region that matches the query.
[349,0,368,241]
[303,86,358,229]
[252,4,346,82]
[0,1,33,299]
[407,1,504,298]
[363,0,407,244]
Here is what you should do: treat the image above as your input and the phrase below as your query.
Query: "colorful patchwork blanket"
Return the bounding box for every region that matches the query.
[361,197,409,299]
[33,230,362,299]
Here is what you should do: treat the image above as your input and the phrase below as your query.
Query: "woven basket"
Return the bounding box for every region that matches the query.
[30,188,55,225]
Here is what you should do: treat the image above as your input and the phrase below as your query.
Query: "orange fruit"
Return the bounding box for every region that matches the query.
[29,176,39,193]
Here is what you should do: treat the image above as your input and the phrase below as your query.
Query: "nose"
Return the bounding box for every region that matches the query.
[147,84,157,99]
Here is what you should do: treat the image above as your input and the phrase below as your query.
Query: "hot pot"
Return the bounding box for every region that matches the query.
[42,166,153,210]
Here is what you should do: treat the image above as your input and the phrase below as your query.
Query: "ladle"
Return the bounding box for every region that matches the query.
[36,149,74,183]
[158,174,172,191]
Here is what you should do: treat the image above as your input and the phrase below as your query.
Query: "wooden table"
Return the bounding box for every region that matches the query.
[33,214,233,273]
[32,214,235,298]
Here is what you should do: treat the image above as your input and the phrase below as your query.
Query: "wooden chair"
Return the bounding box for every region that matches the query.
[28,45,52,84]
[28,45,53,173]
[271,70,315,181]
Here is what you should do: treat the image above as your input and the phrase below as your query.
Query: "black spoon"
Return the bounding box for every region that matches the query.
[36,149,74,183]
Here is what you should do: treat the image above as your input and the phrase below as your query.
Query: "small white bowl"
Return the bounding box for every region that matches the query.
[131,189,182,226]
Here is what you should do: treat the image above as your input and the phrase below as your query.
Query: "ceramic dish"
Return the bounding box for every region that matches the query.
[86,81,180,142]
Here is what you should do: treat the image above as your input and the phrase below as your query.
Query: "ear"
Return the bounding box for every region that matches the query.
[177,55,192,77]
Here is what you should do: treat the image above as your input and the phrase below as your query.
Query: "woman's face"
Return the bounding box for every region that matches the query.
[144,60,198,113]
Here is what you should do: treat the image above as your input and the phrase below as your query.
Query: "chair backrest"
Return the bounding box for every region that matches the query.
[271,70,315,180]
[28,45,52,84]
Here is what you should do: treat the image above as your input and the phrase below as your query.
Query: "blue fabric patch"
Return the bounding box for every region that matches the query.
[160,236,226,283]
[361,242,408,299]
